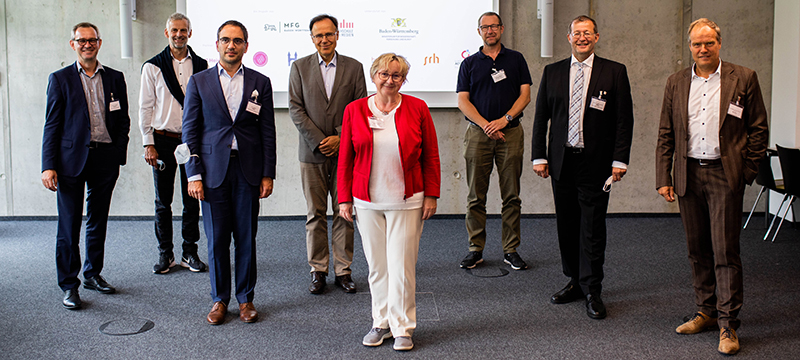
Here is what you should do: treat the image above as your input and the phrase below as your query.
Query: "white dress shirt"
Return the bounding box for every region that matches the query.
[139,52,197,145]
[318,52,337,99]
[218,63,244,151]
[687,61,722,159]
[533,53,627,170]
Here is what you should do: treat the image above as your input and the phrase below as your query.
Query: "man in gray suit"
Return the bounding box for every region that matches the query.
[656,18,768,355]
[289,14,367,295]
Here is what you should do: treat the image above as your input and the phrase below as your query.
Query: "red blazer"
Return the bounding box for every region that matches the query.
[338,94,441,203]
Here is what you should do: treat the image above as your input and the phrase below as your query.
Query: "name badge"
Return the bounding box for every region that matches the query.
[109,100,121,111]
[368,116,384,129]
[491,69,507,83]
[589,97,606,111]
[727,102,744,119]
[246,101,261,115]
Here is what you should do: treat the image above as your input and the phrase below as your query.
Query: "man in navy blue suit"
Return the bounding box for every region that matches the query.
[182,20,276,325]
[42,22,130,310]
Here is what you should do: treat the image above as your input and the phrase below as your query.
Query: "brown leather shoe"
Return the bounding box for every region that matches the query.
[334,274,357,293]
[239,302,258,323]
[206,301,227,325]
[309,271,326,294]
[676,312,717,334]
[718,327,740,355]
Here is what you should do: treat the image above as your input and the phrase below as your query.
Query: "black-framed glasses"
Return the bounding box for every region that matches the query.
[218,37,246,46]
[478,24,502,32]
[72,38,99,46]
[311,32,338,41]
[377,72,403,82]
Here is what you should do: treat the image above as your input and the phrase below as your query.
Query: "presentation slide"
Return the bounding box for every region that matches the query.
[186,0,495,107]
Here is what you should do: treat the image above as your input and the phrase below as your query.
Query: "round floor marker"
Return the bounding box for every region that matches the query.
[466,266,509,278]
[98,318,155,336]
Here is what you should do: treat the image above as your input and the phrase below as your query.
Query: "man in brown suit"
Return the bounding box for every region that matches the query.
[655,18,768,356]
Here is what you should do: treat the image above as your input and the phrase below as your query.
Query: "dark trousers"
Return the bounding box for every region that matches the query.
[152,133,200,256]
[55,147,120,291]
[551,150,610,296]
[678,160,744,330]
[202,155,259,304]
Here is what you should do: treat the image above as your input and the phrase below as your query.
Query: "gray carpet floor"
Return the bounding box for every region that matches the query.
[0,215,799,359]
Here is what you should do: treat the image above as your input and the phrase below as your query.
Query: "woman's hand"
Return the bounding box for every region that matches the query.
[421,196,437,220]
[339,202,354,222]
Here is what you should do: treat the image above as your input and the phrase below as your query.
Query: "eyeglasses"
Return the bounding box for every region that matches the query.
[478,24,502,32]
[570,31,595,39]
[218,37,246,46]
[311,32,338,41]
[377,72,404,82]
[72,38,99,46]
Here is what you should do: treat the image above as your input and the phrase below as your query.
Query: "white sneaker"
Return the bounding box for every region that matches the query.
[362,328,391,346]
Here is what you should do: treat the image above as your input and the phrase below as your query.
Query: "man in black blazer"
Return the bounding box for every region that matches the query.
[42,22,130,310]
[531,15,633,319]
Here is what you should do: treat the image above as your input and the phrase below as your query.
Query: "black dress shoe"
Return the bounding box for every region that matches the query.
[83,275,116,294]
[334,274,357,293]
[62,289,82,310]
[586,294,607,319]
[551,283,583,304]
[309,271,326,294]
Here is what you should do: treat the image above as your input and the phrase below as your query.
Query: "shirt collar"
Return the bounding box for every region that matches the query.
[171,51,192,62]
[691,60,722,80]
[478,44,506,59]
[570,53,595,68]
[76,61,104,75]
[217,63,244,78]
[318,52,337,67]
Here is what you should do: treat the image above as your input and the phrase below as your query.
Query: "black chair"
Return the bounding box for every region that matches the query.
[766,145,799,242]
[743,152,784,230]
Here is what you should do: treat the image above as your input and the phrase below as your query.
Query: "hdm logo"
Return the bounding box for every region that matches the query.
[287,52,298,66]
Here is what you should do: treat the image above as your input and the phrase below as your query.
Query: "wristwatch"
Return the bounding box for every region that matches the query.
[504,113,513,122]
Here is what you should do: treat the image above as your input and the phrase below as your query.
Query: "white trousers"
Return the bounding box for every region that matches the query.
[355,206,423,337]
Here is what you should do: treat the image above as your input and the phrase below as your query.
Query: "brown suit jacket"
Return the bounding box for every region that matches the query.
[656,61,769,196]
[289,52,367,163]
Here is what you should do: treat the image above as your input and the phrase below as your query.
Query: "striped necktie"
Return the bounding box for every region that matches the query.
[568,62,584,147]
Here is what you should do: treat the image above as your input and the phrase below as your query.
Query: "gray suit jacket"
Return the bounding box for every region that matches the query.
[656,61,769,196]
[289,52,367,163]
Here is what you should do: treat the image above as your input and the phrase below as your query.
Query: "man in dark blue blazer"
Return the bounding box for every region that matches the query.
[531,16,634,319]
[182,20,276,325]
[41,22,130,310]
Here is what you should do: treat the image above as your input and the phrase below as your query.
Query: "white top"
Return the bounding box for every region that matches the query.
[138,52,197,145]
[687,61,722,159]
[354,96,424,210]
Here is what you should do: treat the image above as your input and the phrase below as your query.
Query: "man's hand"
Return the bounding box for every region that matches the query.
[319,135,340,157]
[259,177,274,198]
[144,145,159,168]
[658,186,675,202]
[487,130,506,142]
[422,196,437,220]
[482,118,508,137]
[41,170,58,191]
[339,202,354,222]
[188,180,204,201]
[533,164,549,179]
[612,167,627,182]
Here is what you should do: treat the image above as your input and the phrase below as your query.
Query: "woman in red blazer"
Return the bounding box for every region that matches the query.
[338,53,440,351]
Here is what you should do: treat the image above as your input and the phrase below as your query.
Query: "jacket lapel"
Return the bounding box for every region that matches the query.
[584,56,602,110]
[677,68,692,134]
[68,62,91,121]
[311,55,328,103]
[719,61,738,129]
[558,58,571,115]
[235,66,256,123]
[204,67,233,123]
[328,53,343,107]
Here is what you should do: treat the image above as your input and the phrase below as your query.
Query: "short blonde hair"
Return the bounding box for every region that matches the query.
[369,53,410,83]
[688,18,721,43]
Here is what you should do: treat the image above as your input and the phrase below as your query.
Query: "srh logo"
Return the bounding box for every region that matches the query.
[340,19,354,29]
[287,52,298,66]
[391,18,406,27]
[423,53,439,66]
[284,22,300,28]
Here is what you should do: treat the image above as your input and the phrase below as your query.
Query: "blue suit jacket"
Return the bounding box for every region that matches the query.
[42,62,130,176]
[182,66,276,188]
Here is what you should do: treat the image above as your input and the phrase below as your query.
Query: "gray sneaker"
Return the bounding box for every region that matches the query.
[393,336,413,351]
[362,327,392,346]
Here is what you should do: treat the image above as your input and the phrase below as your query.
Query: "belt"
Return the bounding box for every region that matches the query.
[230,150,239,158]
[689,157,721,166]
[154,129,182,139]
[87,141,113,149]
[565,147,584,154]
